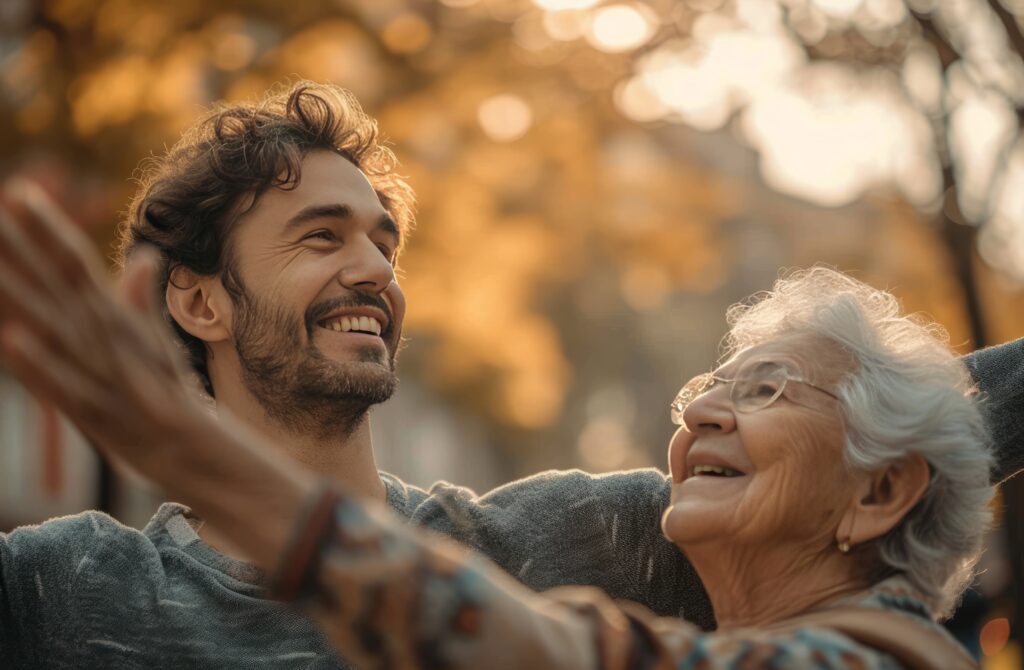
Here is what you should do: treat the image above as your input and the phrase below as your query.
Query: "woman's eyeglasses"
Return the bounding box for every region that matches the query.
[670,360,839,426]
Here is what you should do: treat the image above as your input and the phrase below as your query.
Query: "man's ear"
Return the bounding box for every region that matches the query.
[841,454,931,548]
[165,266,231,345]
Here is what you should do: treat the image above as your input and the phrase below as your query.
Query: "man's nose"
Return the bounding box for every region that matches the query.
[336,237,395,293]
[681,386,737,434]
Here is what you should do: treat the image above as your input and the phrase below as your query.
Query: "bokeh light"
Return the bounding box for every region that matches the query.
[477,93,534,141]
[585,3,657,53]
[533,0,601,10]
[542,9,590,41]
[980,617,1011,657]
[812,0,864,19]
[381,12,433,54]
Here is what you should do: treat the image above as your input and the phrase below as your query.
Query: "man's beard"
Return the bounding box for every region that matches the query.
[229,282,398,440]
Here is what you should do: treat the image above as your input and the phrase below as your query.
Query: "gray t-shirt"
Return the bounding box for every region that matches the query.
[0,469,708,669]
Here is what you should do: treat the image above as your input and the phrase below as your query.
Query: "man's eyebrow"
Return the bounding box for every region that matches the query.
[283,203,352,232]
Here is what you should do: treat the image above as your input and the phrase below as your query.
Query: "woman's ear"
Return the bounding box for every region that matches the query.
[842,454,931,548]
[165,266,231,345]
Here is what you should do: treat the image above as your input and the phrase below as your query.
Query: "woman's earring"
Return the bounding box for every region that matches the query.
[838,508,856,554]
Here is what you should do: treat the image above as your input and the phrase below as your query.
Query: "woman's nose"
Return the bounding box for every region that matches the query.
[681,386,737,434]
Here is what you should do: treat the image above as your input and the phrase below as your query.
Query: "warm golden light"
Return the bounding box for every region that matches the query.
[542,9,590,41]
[951,91,1018,223]
[533,0,601,10]
[901,45,943,114]
[812,0,863,18]
[862,0,907,28]
[633,24,803,131]
[577,417,632,470]
[212,32,257,71]
[586,3,656,53]
[5,0,1024,494]
[381,12,433,54]
[979,138,1024,278]
[620,264,670,311]
[477,94,534,141]
[614,76,668,122]
[738,63,940,207]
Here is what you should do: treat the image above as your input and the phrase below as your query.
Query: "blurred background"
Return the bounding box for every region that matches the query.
[1,0,1022,665]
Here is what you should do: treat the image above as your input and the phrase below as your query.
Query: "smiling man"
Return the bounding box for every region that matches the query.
[0,82,710,668]
[0,81,1021,668]
[125,92,413,510]
[156,150,405,516]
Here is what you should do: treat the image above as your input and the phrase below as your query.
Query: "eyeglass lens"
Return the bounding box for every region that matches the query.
[670,361,791,424]
[731,361,787,412]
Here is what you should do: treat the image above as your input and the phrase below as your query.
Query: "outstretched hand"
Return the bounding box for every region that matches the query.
[0,179,205,482]
[0,178,314,571]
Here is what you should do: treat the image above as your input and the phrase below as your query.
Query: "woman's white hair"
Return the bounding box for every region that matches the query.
[724,266,993,618]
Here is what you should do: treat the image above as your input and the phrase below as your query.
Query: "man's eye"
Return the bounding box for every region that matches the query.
[305,230,336,242]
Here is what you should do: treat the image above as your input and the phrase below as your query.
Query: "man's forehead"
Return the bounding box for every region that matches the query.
[240,150,389,227]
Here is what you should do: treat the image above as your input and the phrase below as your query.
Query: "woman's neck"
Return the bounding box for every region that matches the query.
[686,542,870,630]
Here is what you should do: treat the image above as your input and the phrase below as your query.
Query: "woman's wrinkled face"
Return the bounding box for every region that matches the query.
[662,334,856,551]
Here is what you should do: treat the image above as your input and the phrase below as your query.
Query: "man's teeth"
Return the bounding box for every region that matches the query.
[323,316,382,336]
[691,465,743,477]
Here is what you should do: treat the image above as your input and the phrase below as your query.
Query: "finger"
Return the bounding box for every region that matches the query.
[0,262,104,379]
[0,204,69,302]
[117,247,195,382]
[3,178,105,289]
[0,195,117,366]
[120,245,166,319]
[0,322,113,434]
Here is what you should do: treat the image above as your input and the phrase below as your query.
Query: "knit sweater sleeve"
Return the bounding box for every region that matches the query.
[0,531,18,667]
[0,512,113,669]
[402,468,713,628]
[963,337,1024,483]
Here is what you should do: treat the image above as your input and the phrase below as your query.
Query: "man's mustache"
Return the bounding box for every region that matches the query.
[304,293,396,340]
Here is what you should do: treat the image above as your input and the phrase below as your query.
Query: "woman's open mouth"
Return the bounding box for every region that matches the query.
[689,465,744,478]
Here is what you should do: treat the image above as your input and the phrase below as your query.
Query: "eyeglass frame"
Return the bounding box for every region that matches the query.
[670,359,840,426]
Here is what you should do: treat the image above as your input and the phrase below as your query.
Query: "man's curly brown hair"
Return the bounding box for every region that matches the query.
[116,81,415,395]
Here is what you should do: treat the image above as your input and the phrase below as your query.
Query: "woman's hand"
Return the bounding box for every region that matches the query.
[0,179,205,484]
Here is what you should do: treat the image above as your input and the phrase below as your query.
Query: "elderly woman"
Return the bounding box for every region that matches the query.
[271,267,990,669]
[0,206,991,670]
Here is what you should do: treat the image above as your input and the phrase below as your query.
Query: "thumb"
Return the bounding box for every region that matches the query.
[120,245,164,318]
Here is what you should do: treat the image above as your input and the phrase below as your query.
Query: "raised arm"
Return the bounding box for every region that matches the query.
[215,475,906,670]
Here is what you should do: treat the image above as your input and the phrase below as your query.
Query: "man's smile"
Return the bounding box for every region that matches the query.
[320,314,383,336]
[315,305,390,340]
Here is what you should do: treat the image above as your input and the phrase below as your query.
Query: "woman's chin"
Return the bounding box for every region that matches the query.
[661,498,727,546]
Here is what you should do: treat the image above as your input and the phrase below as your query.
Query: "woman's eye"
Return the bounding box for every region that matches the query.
[752,382,780,397]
